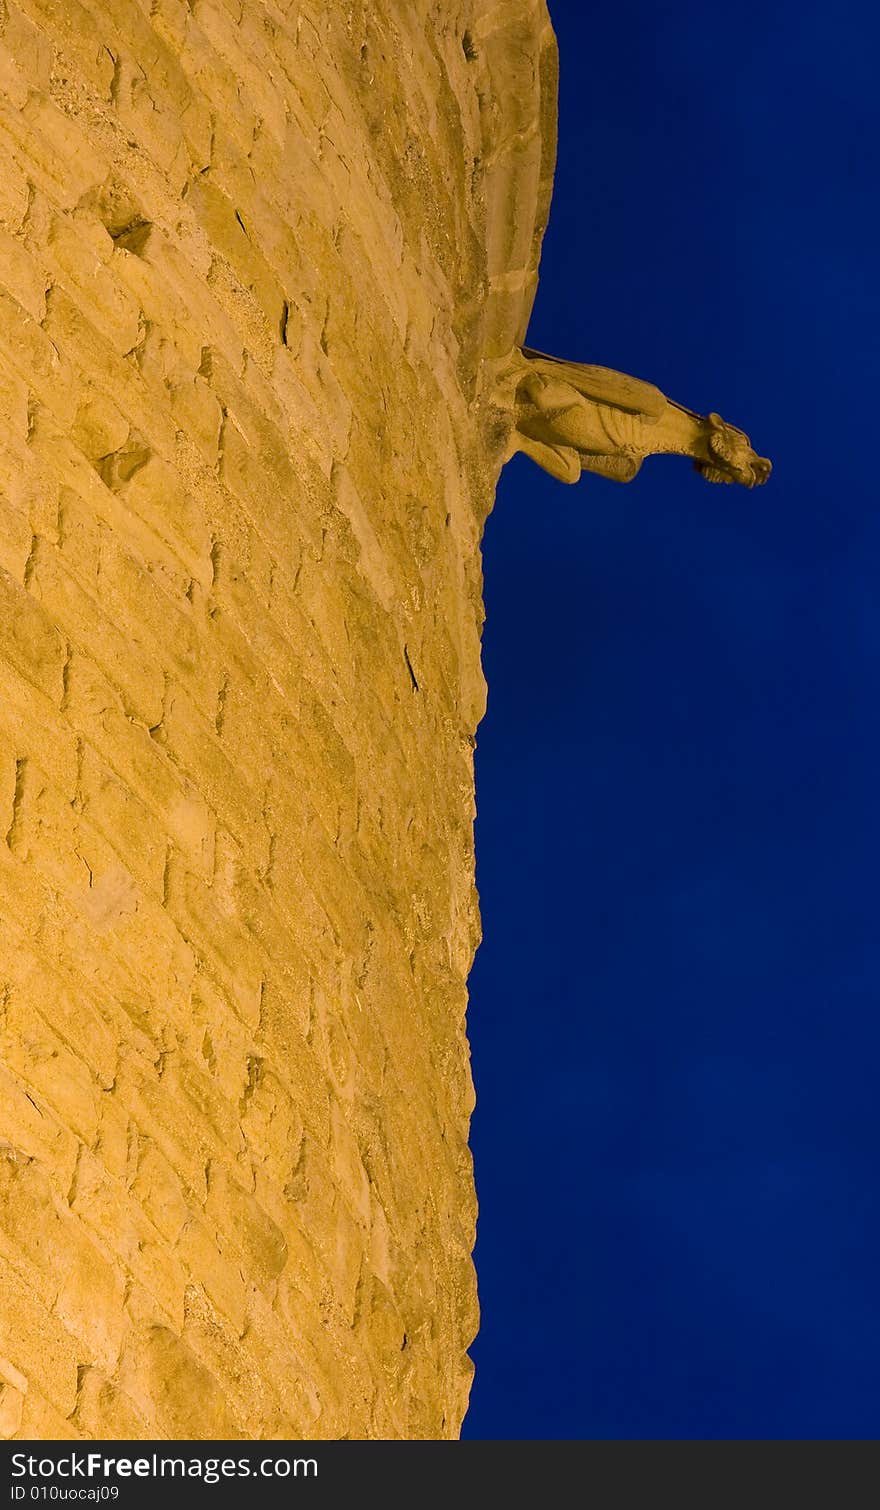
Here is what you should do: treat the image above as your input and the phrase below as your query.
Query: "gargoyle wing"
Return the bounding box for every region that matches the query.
[521,347,667,420]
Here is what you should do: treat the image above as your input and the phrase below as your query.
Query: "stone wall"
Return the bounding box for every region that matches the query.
[0,0,556,1440]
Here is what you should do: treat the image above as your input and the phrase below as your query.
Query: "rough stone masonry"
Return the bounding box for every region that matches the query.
[0,0,556,1439]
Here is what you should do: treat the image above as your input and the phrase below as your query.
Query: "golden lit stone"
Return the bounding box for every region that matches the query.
[0,0,557,1440]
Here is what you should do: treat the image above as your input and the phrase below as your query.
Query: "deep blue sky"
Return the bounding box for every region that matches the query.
[463,0,880,1439]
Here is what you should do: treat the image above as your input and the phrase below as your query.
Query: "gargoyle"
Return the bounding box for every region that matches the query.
[506,347,771,488]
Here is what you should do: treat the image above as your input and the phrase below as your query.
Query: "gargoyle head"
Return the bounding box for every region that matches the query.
[695,413,772,488]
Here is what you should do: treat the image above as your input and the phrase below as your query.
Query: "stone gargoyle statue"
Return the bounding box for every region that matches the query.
[504,347,771,488]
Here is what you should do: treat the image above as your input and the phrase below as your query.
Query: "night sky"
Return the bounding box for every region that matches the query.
[463,0,880,1439]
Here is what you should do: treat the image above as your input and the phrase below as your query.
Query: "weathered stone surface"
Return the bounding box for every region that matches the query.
[0,0,556,1439]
